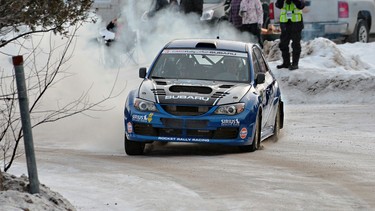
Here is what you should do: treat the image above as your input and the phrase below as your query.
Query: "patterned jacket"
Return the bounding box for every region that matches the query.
[239,0,263,25]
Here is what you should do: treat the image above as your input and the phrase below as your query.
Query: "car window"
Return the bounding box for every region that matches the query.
[253,47,268,73]
[150,49,250,83]
[252,52,261,77]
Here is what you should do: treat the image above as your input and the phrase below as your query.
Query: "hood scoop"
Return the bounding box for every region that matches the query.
[219,84,234,89]
[169,85,212,94]
[155,81,167,85]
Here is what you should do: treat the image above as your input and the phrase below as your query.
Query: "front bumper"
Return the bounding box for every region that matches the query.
[124,107,257,146]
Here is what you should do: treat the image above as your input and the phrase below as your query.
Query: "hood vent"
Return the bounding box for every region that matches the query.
[152,88,166,95]
[155,81,167,85]
[212,91,229,99]
[169,85,212,94]
[219,84,234,89]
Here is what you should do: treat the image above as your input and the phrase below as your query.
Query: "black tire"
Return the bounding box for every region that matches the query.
[271,103,282,142]
[239,115,261,152]
[124,136,145,155]
[347,19,369,43]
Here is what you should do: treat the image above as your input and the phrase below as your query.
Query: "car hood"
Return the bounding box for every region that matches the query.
[138,79,251,106]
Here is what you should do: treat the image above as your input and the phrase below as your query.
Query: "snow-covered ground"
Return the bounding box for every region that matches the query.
[1,5,375,210]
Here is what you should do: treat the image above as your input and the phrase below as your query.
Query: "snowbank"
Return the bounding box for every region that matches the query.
[0,172,75,211]
[264,38,375,104]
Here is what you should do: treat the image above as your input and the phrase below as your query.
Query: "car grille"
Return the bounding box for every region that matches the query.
[162,105,211,116]
[133,123,238,139]
[134,123,158,136]
[161,118,209,129]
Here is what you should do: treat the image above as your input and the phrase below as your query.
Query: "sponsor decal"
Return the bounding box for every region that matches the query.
[132,114,147,122]
[147,113,154,123]
[165,95,210,101]
[221,119,240,127]
[240,128,248,139]
[132,113,154,123]
[157,137,209,142]
[162,49,247,58]
[127,122,133,133]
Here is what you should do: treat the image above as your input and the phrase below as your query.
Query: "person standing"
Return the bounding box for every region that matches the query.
[229,0,243,29]
[239,0,264,47]
[106,18,118,32]
[276,0,305,70]
[180,0,203,16]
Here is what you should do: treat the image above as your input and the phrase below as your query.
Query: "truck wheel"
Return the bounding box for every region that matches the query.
[124,136,145,155]
[347,19,369,43]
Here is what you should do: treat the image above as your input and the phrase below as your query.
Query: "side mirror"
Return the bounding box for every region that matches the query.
[256,73,265,84]
[139,67,147,78]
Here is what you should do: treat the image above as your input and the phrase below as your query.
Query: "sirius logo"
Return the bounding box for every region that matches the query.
[221,119,240,126]
[165,95,210,101]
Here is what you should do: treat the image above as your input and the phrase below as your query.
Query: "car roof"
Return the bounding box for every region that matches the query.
[164,39,254,53]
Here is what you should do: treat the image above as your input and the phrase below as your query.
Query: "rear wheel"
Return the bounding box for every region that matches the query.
[239,115,261,152]
[347,19,369,43]
[124,136,145,155]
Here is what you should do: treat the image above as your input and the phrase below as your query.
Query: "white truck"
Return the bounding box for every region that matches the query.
[268,0,375,42]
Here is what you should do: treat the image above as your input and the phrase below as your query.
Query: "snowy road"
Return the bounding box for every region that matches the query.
[12,104,375,210]
[5,18,375,210]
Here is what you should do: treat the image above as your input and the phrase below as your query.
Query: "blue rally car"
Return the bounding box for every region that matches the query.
[124,39,284,155]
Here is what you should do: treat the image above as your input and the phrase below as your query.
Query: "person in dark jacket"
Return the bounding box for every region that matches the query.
[106,18,118,32]
[275,0,305,70]
[180,0,203,16]
[229,0,243,29]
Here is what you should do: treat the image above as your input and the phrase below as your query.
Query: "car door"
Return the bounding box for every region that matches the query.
[252,46,276,132]
[251,50,268,131]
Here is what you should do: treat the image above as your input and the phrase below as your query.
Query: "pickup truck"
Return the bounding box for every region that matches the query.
[268,0,375,42]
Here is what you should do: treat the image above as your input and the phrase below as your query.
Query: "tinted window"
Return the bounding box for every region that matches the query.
[253,47,268,73]
[252,52,261,77]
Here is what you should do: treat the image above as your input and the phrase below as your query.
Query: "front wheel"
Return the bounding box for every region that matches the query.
[124,136,145,155]
[271,103,282,142]
[239,115,261,152]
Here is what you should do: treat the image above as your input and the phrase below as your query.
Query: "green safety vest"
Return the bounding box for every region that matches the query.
[280,2,302,23]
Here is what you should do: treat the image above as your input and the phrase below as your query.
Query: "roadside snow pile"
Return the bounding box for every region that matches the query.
[0,172,75,211]
[264,38,375,104]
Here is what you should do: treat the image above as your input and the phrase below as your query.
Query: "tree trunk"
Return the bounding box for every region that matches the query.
[0,169,4,191]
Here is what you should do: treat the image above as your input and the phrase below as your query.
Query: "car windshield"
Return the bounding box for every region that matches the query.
[150,49,250,83]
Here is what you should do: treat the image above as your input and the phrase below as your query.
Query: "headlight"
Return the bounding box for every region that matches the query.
[134,98,158,112]
[200,10,214,21]
[214,103,245,115]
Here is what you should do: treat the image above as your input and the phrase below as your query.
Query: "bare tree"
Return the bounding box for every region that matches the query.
[1,0,93,47]
[0,0,120,175]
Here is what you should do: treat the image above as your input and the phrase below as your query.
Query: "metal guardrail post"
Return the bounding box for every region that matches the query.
[12,55,40,194]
